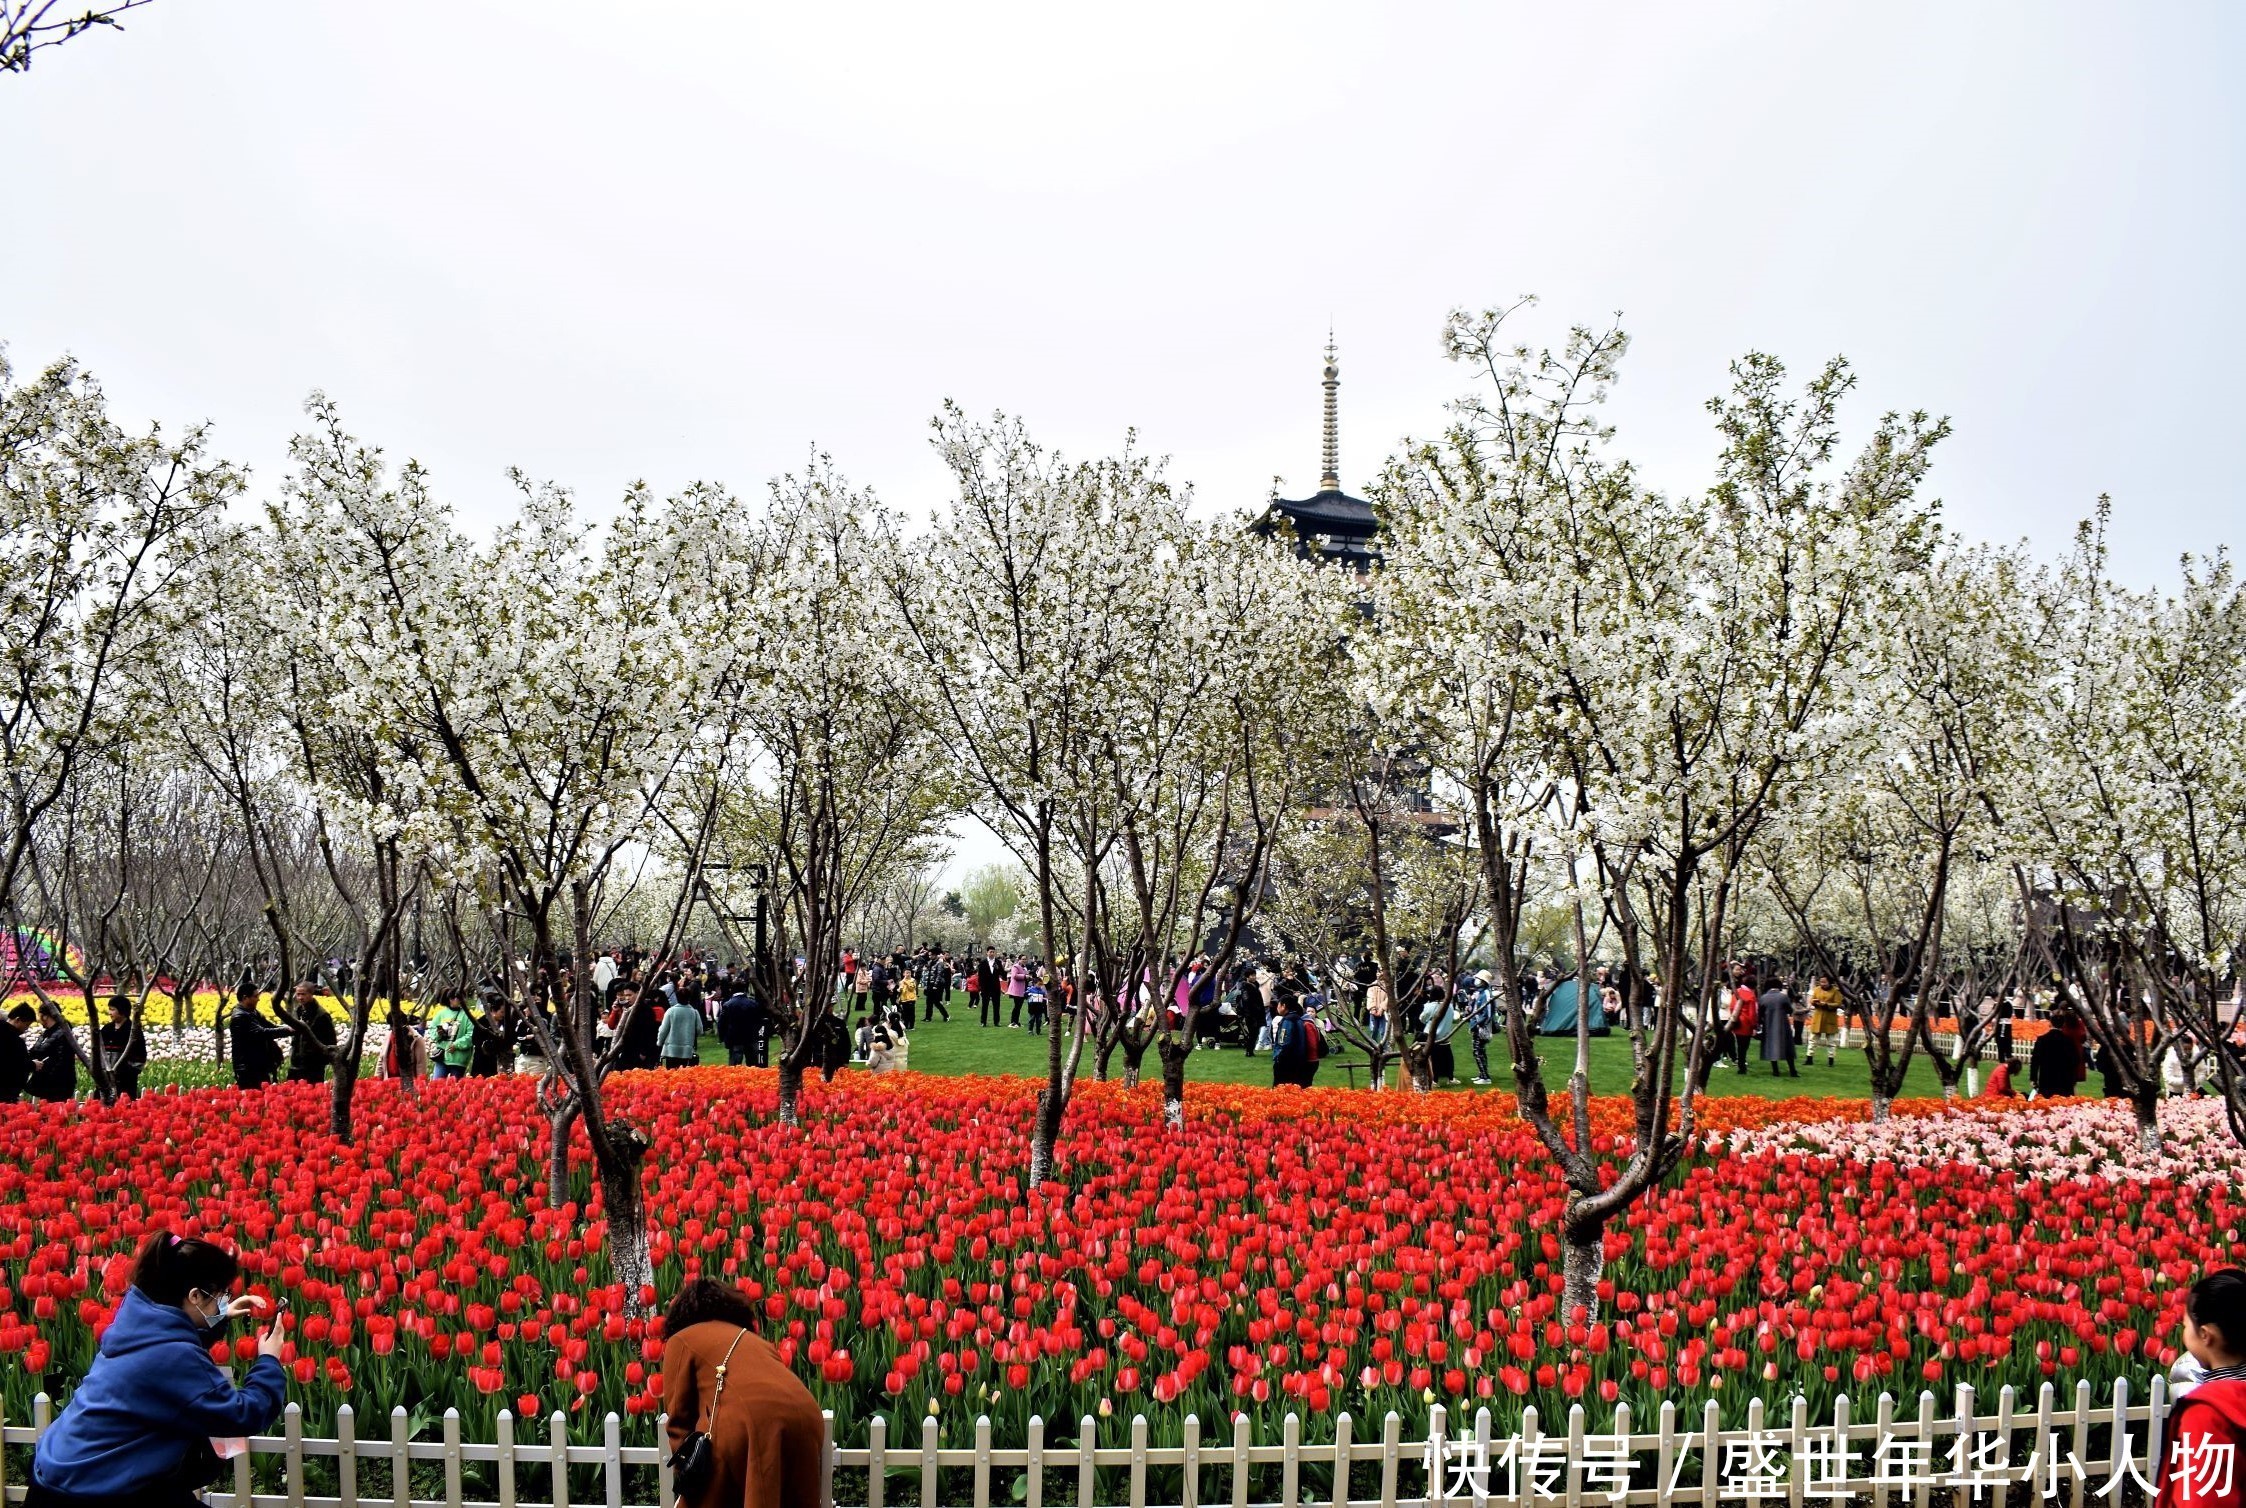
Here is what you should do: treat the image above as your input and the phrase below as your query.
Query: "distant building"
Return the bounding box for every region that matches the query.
[1250,340,1381,570]
[1247,337,1451,837]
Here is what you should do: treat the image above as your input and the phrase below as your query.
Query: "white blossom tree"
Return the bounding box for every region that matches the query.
[699,455,952,1127]
[1,351,238,923]
[895,406,1196,1186]
[1382,300,1948,1319]
[1083,519,1347,1121]
[273,398,742,1305]
[1756,541,2031,1112]
[2012,506,2243,1151]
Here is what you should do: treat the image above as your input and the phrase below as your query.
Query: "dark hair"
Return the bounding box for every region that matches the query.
[106,993,130,1014]
[131,1231,241,1306]
[7,1005,33,1025]
[662,1278,761,1338]
[2187,1268,2246,1350]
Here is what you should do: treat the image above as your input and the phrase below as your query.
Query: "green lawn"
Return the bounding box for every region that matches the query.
[118,994,1957,1104]
[709,990,1961,1102]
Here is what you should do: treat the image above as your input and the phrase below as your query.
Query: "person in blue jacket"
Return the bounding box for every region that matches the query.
[31,1232,288,1508]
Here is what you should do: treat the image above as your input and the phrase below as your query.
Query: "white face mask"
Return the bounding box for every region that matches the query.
[186,1289,230,1336]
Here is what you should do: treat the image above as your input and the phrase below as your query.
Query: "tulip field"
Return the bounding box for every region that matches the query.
[0,1070,2233,1449]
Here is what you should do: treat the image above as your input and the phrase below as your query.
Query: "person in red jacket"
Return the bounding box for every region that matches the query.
[2160,1268,2246,1508]
[1724,969,1760,1074]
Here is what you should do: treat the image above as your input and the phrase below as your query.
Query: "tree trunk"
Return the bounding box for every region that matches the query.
[1156,1038,1187,1131]
[1028,1085,1063,1189]
[1939,1082,1960,1103]
[1562,1216,1605,1324]
[1120,1041,1147,1090]
[776,1057,804,1128]
[329,1061,358,1141]
[79,986,116,1106]
[1400,1045,1435,1093]
[596,1143,654,1312]
[1870,1093,1894,1123]
[548,1101,579,1210]
[2133,1091,2162,1157]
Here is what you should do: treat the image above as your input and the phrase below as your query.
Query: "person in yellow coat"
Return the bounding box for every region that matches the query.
[1804,975,1845,1066]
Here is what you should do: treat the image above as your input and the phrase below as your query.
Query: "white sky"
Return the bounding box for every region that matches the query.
[7,1,2241,881]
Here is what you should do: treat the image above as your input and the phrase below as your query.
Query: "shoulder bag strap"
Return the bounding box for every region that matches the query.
[699,1328,749,1431]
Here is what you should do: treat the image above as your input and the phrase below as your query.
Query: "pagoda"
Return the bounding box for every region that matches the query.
[1251,337,1381,570]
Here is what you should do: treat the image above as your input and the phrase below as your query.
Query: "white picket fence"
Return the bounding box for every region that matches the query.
[0,1376,2175,1508]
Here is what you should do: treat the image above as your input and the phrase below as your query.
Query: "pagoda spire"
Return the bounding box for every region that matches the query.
[1319,331,1340,493]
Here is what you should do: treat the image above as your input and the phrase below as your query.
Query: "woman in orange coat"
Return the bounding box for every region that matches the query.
[662,1280,826,1508]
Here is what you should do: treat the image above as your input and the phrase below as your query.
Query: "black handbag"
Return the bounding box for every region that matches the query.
[668,1328,747,1501]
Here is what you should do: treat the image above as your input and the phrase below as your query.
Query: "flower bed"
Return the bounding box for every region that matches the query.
[3,988,374,1030]
[0,1073,2229,1445]
[1725,1094,2246,1185]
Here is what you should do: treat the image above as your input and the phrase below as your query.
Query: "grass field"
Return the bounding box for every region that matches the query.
[705,989,1961,1101]
[52,989,1956,1103]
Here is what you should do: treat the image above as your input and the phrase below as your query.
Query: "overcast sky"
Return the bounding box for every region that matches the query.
[9,2,2239,571]
[8,3,2240,881]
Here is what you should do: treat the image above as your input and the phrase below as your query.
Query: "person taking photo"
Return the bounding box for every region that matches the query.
[30,1232,287,1508]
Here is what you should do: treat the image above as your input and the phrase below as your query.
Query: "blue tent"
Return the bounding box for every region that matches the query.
[1538,978,1608,1035]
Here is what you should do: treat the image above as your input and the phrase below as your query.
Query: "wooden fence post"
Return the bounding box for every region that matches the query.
[1873,1392,1896,1508]
[548,1411,570,1508]
[1698,1399,1721,1508]
[284,1401,306,1508]
[1330,1412,1352,1508]
[494,1409,514,1508]
[817,1410,834,1508]
[445,1408,466,1508]
[1566,1401,1587,1508]
[1181,1412,1199,1508]
[2069,1378,2092,1508]
[1656,1399,1678,1508]
[601,1411,623,1508]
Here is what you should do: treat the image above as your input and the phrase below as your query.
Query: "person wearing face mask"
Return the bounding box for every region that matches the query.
[30,1232,288,1508]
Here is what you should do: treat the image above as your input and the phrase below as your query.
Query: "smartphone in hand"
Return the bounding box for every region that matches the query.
[256,1310,287,1361]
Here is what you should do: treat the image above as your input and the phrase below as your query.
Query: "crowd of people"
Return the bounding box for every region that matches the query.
[8,933,2244,1106]
[0,995,149,1103]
